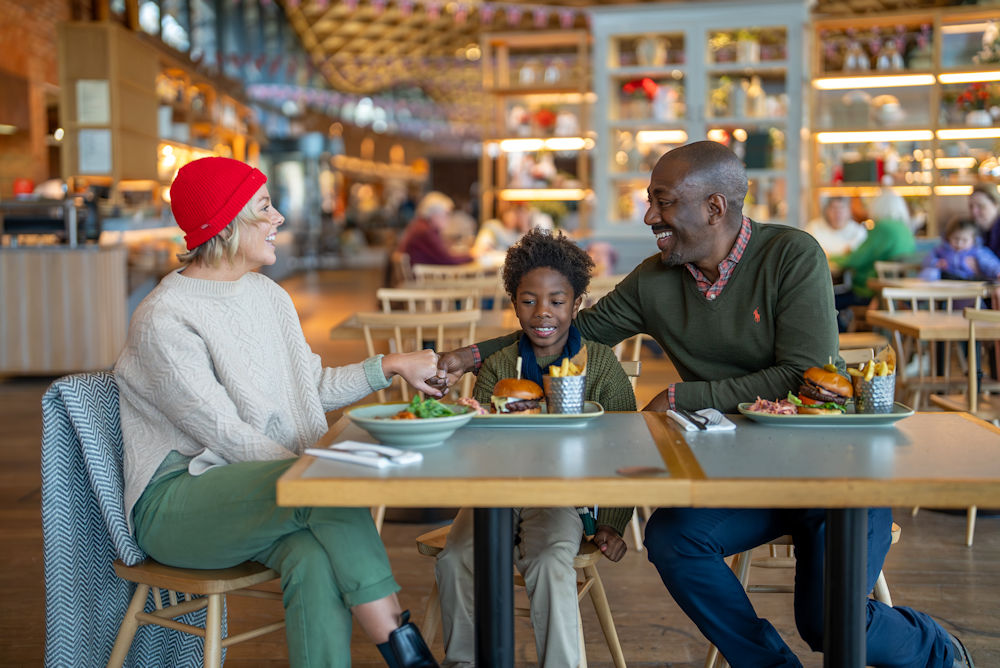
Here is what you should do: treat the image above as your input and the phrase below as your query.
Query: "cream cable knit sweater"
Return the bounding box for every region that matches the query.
[115,269,390,530]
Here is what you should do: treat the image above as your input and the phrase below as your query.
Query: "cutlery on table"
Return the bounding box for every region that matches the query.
[680,409,708,430]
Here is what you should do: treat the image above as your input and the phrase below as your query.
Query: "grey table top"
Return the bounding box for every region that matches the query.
[278,411,1000,510]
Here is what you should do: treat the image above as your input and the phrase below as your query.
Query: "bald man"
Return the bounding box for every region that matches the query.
[433,141,970,667]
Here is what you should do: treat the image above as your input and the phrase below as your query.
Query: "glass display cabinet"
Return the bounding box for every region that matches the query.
[479,31,593,231]
[811,7,1000,236]
[589,0,808,238]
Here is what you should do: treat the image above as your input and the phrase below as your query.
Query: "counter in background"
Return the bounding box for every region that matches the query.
[0,245,127,375]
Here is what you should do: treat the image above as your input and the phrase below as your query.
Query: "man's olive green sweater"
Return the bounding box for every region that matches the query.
[478,222,840,414]
[474,337,637,535]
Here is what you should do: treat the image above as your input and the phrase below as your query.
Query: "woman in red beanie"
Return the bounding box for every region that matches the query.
[115,156,440,668]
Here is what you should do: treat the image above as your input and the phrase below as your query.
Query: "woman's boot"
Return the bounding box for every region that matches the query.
[377,610,439,668]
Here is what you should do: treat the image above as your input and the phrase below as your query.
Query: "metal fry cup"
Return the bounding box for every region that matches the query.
[543,374,586,414]
[853,373,896,414]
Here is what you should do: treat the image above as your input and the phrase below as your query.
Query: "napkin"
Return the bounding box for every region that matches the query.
[666,408,737,432]
[305,440,423,469]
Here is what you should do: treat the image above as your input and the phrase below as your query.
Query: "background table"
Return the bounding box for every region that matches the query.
[278,411,1000,668]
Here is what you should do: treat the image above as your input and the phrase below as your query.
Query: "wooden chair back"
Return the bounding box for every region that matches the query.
[584,274,628,308]
[929,307,1000,421]
[355,309,480,401]
[874,261,918,280]
[375,287,479,313]
[399,274,510,312]
[388,251,414,286]
[412,262,498,282]
[880,286,984,409]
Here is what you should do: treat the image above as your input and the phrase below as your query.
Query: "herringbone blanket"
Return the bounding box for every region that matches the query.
[41,372,216,667]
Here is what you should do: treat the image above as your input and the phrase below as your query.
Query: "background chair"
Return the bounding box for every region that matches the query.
[355,309,480,402]
[41,372,284,668]
[704,523,901,668]
[411,262,499,282]
[880,286,984,410]
[376,287,479,313]
[415,524,627,668]
[927,307,1000,547]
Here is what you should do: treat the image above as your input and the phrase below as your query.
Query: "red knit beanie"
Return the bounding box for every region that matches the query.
[170,157,267,250]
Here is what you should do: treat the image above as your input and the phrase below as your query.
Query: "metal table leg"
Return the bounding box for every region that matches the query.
[474,507,514,668]
[823,508,867,668]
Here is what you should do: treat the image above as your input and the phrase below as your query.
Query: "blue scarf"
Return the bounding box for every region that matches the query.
[517,324,582,386]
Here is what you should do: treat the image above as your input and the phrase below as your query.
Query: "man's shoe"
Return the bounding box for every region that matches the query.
[951,633,974,668]
[388,610,440,668]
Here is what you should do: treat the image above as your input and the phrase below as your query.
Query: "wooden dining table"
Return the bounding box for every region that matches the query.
[865,309,1000,342]
[277,410,1000,668]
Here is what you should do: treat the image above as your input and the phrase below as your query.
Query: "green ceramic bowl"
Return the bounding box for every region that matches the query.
[345,402,474,447]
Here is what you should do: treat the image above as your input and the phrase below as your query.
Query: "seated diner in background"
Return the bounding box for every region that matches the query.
[829,189,917,332]
[114,156,441,668]
[805,195,868,257]
[431,140,973,668]
[397,191,474,266]
[435,229,636,668]
[920,216,1000,282]
[970,182,1000,259]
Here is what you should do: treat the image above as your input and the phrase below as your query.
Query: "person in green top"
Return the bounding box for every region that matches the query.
[829,189,917,331]
[431,142,970,668]
[434,229,636,668]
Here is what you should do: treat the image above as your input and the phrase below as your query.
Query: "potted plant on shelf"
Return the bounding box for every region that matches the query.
[621,78,657,119]
[955,82,999,127]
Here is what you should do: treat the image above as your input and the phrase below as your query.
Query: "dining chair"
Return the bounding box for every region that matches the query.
[41,372,284,668]
[703,523,901,668]
[414,274,510,312]
[415,524,627,668]
[389,251,414,287]
[375,287,479,313]
[926,307,1000,547]
[412,262,499,282]
[880,286,984,410]
[355,309,481,403]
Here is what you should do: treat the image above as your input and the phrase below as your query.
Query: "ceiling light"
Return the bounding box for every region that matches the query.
[499,188,588,201]
[938,71,1000,84]
[934,185,974,196]
[940,22,993,34]
[934,157,977,169]
[816,130,933,144]
[813,74,934,90]
[937,128,1000,140]
[635,130,688,144]
[0,124,17,135]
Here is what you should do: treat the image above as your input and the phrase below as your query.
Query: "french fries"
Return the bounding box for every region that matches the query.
[848,360,895,381]
[549,357,584,377]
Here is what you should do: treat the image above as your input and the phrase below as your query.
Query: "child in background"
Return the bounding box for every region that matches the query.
[435,229,636,668]
[920,217,1000,281]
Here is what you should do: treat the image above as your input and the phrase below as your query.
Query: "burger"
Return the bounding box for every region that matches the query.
[789,367,853,415]
[490,378,543,414]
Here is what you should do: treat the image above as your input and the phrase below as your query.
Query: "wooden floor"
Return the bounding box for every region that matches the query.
[2,267,999,667]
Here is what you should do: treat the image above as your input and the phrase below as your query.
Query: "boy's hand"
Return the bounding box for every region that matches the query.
[593,526,627,562]
[429,347,477,391]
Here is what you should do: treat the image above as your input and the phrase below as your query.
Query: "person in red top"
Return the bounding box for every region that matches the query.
[397,192,474,266]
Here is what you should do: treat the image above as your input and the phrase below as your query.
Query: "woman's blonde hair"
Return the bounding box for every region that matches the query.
[176,197,260,267]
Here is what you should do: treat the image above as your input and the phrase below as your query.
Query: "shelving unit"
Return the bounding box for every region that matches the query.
[589,0,808,241]
[479,31,593,230]
[810,7,1000,236]
[59,21,261,216]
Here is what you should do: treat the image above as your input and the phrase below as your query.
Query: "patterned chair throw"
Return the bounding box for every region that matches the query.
[41,372,215,668]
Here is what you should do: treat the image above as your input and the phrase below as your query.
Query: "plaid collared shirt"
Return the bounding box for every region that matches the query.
[668,216,753,409]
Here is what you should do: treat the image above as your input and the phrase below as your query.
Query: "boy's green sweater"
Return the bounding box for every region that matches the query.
[478,222,841,414]
[473,337,637,535]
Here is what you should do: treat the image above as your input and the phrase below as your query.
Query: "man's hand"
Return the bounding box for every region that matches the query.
[427,346,478,393]
[643,389,671,413]
[593,526,627,562]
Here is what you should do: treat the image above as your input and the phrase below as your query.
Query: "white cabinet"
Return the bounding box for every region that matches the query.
[589,0,809,241]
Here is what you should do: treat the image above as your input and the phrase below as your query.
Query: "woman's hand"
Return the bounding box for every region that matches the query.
[382,350,444,397]
[593,526,627,562]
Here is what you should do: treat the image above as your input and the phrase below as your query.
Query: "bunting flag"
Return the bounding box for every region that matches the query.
[505,6,523,25]
[532,8,547,28]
